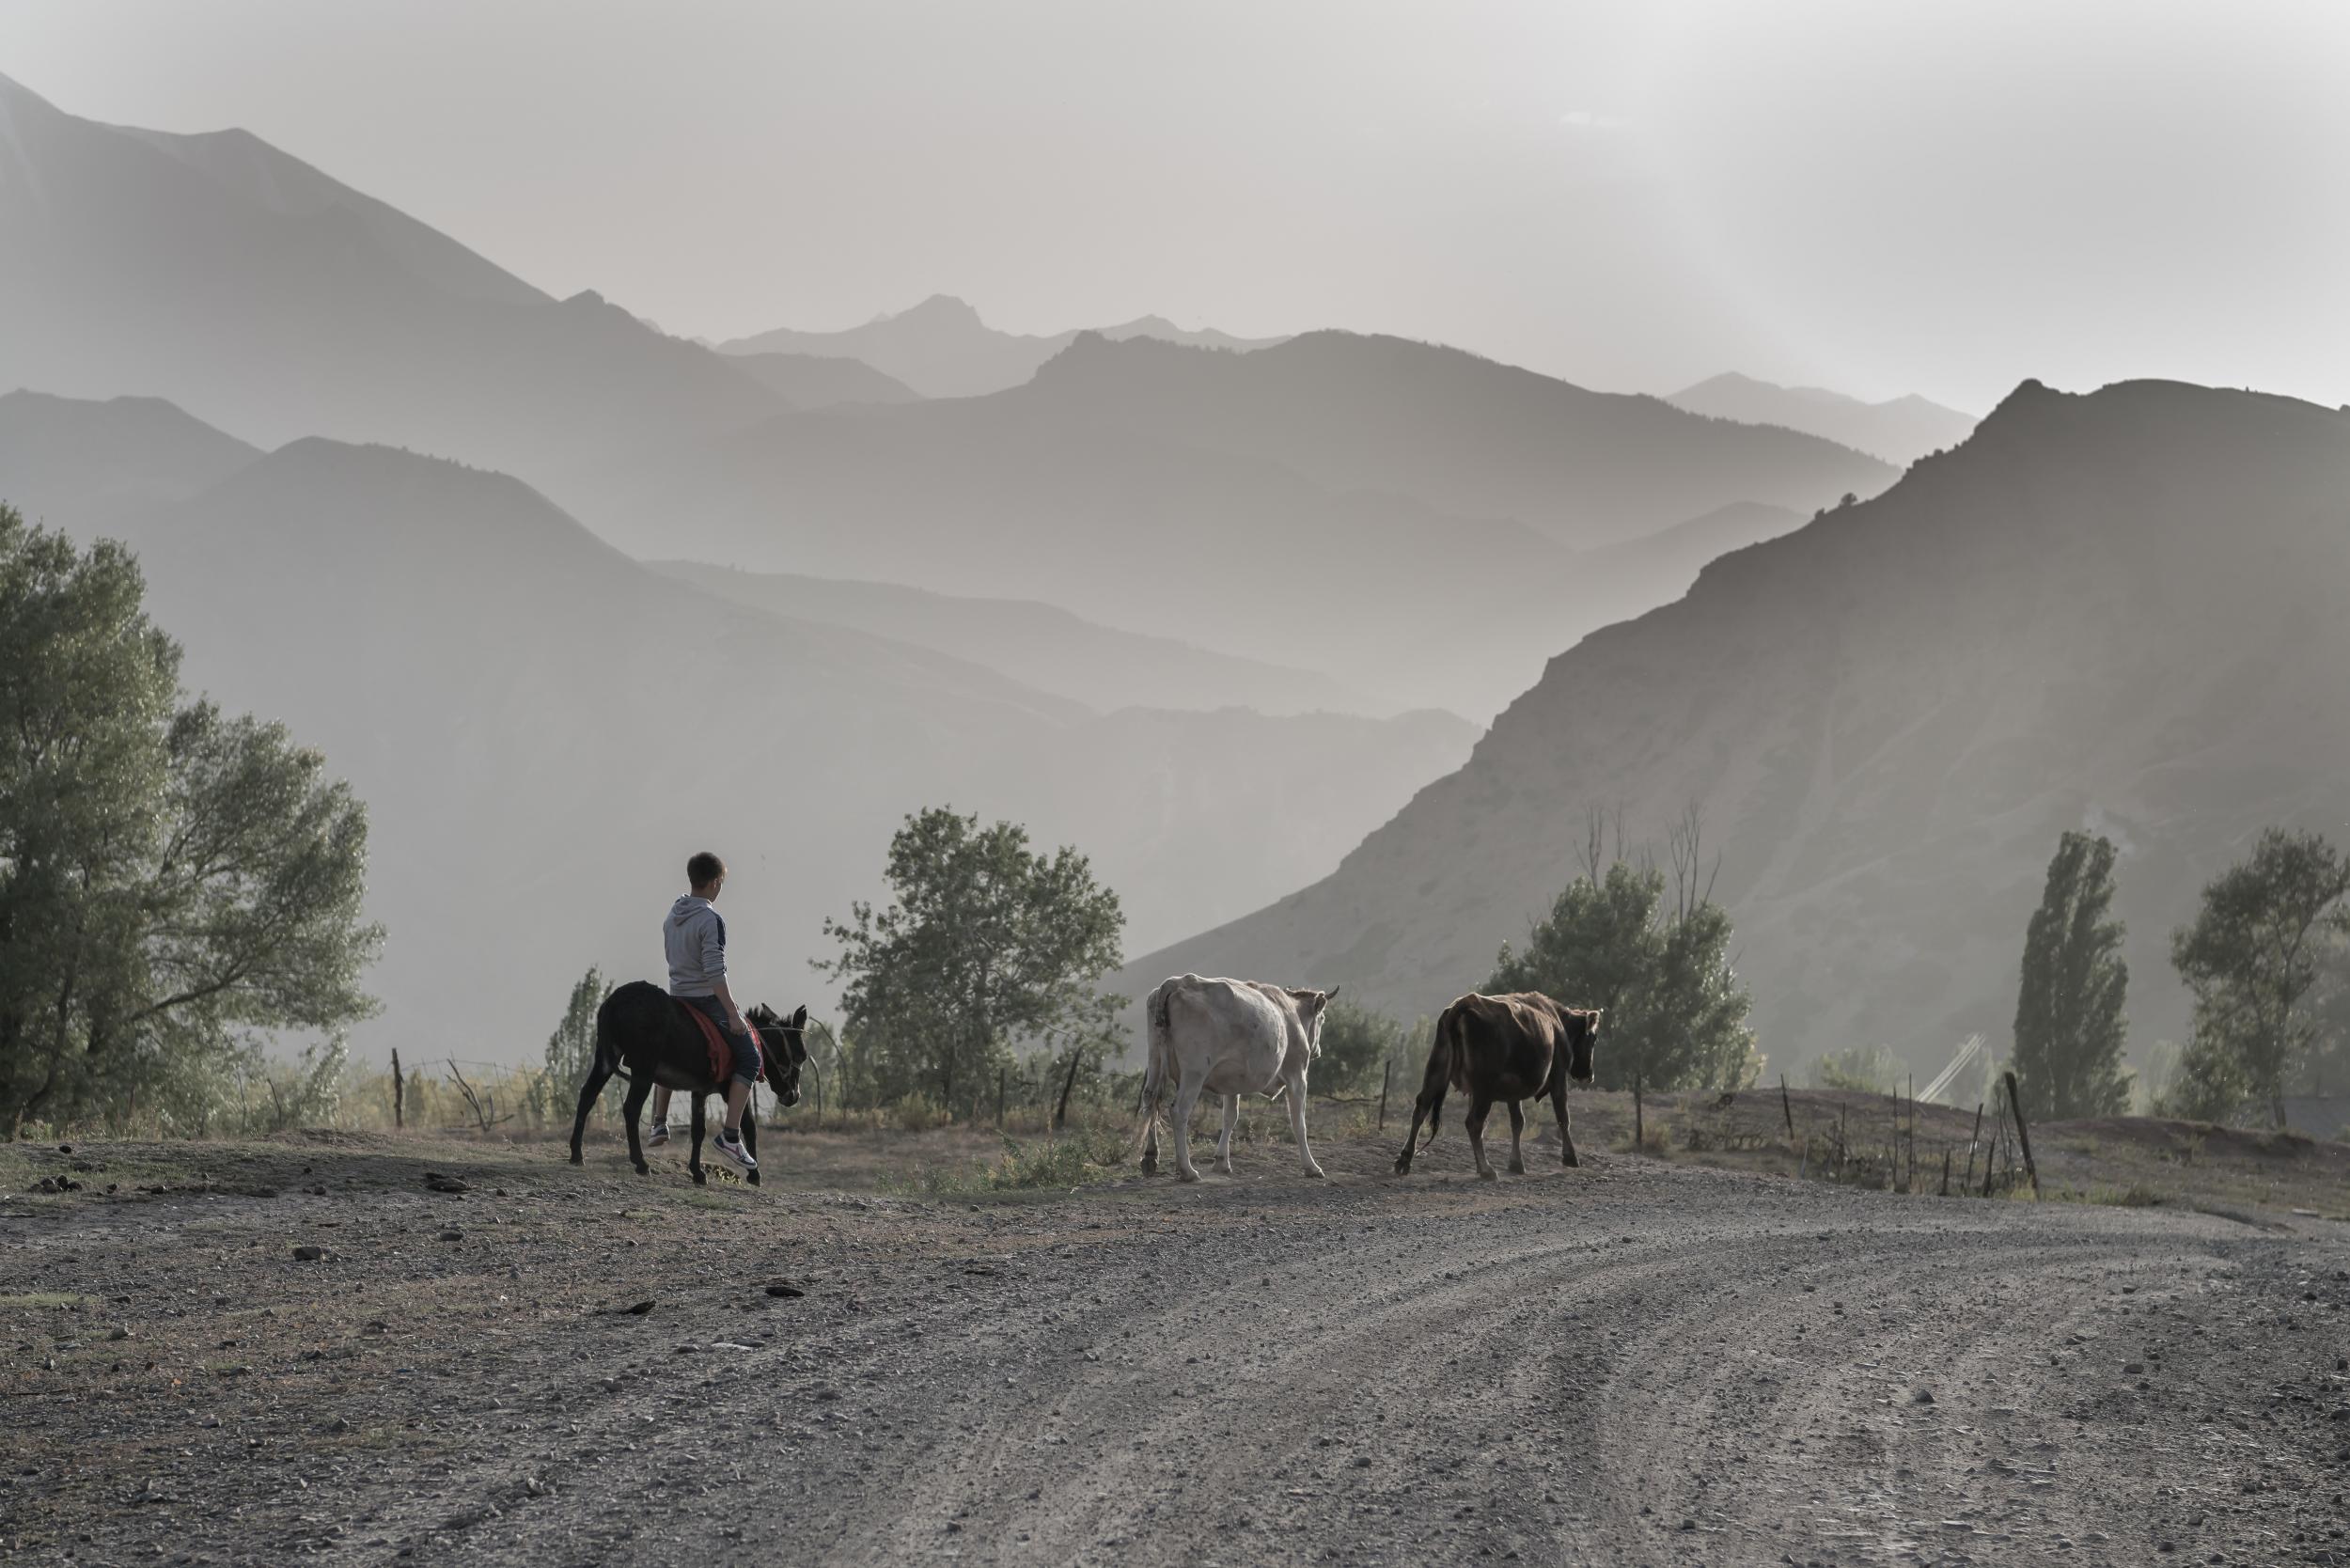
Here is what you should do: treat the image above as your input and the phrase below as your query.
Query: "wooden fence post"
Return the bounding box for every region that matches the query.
[1054,1049,1083,1132]
[1962,1100,1983,1194]
[1780,1074,1796,1152]
[2002,1069,2041,1200]
[1938,1147,1950,1197]
[1633,1071,1644,1151]
[1982,1085,2002,1198]
[1907,1073,1918,1192]
[392,1048,404,1130]
[1377,1058,1391,1131]
[996,1066,1007,1130]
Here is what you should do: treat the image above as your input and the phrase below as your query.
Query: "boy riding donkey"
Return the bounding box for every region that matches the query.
[647,851,760,1170]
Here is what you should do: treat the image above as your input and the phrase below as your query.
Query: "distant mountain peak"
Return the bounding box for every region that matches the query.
[1667,371,1980,467]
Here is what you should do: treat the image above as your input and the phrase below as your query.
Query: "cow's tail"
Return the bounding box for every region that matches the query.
[1129,980,1177,1160]
[1416,1006,1465,1152]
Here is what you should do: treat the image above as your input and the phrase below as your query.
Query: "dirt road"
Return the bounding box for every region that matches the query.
[6,1131,2348,1566]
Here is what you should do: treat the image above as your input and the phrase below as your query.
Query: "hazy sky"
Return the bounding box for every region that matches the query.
[8,0,2347,411]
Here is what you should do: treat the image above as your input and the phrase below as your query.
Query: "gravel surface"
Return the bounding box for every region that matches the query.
[6,1134,2349,1566]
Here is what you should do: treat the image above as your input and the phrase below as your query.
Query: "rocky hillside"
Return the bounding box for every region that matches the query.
[1123,380,2350,1073]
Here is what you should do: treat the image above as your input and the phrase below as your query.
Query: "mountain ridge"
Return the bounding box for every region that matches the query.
[1119,378,2350,1074]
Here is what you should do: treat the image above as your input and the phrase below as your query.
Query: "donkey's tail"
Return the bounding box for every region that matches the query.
[1128,980,1178,1159]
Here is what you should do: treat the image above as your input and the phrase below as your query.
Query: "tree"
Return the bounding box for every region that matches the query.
[818,808,1124,1114]
[2170,828,2350,1127]
[535,965,612,1121]
[0,506,382,1133]
[1314,1000,1409,1096]
[2011,831,2130,1120]
[1487,808,1756,1092]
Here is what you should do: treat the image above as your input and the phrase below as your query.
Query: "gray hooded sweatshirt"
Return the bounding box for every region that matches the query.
[665,895,728,997]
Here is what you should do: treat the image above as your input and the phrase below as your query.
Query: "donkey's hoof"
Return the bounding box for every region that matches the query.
[633,1163,650,1176]
[747,1169,761,1187]
[691,1169,707,1187]
[569,1152,583,1167]
[1563,1153,1581,1168]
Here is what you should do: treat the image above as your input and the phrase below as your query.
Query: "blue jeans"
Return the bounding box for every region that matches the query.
[676,992,759,1086]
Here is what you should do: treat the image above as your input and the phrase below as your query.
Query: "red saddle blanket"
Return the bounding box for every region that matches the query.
[674,999,761,1084]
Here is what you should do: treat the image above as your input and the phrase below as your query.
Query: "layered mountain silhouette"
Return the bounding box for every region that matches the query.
[1122,381,2350,1074]
[653,563,1385,716]
[564,337,1876,715]
[722,353,922,408]
[717,294,1288,399]
[1668,372,1978,468]
[1009,332,1894,547]
[7,393,1480,1051]
[0,71,782,476]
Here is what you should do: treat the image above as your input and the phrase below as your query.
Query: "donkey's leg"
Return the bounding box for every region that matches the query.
[1168,1077,1206,1184]
[1285,1068,1324,1179]
[1465,1095,1498,1181]
[741,1103,760,1188]
[1214,1093,1239,1174]
[687,1093,709,1186]
[1507,1099,1528,1175]
[621,1077,652,1175]
[570,1066,614,1165]
[1551,1080,1580,1168]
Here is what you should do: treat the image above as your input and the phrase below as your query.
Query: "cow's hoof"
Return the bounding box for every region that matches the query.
[1477,1168,1499,1182]
[1177,1168,1201,1184]
[1508,1163,1527,1176]
[1303,1165,1326,1179]
[1393,1159,1413,1176]
[1563,1154,1581,1168]
[1140,1157,1158,1177]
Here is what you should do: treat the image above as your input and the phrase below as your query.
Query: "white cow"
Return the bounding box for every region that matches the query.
[1134,972,1337,1183]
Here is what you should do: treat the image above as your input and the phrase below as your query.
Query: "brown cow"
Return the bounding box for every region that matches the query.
[1392,993,1602,1179]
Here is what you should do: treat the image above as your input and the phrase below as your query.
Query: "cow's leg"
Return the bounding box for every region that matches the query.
[1141,1115,1160,1177]
[620,1076,653,1175]
[1214,1093,1239,1175]
[1395,1081,1445,1175]
[1507,1099,1528,1175]
[1168,1077,1205,1184]
[569,1064,614,1165]
[1465,1094,1498,1181]
[687,1093,708,1186]
[1285,1068,1324,1178]
[1551,1079,1580,1168]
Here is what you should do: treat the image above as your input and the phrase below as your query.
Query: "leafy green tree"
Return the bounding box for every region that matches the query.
[0,506,382,1133]
[2170,828,2350,1127]
[1314,999,1408,1096]
[1488,811,1755,1091]
[535,965,612,1121]
[818,808,1125,1114]
[2011,831,2130,1120]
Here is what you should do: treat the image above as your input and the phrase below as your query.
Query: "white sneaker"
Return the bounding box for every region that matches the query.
[711,1130,757,1171]
[646,1122,670,1148]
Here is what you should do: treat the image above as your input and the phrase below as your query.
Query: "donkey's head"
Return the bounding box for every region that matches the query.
[745,1003,810,1108]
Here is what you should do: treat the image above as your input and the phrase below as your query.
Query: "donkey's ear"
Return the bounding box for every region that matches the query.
[791,1004,808,1028]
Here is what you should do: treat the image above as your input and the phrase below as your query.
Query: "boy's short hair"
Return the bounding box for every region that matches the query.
[686,851,727,888]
